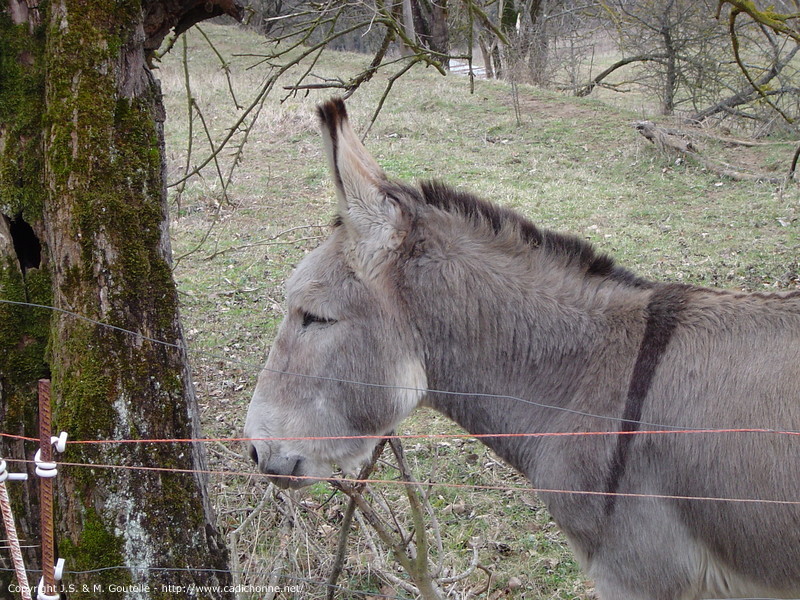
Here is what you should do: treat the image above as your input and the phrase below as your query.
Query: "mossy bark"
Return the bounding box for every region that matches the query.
[0,4,52,588]
[1,2,241,598]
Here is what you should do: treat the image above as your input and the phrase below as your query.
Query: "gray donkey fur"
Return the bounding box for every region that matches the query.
[245,98,800,600]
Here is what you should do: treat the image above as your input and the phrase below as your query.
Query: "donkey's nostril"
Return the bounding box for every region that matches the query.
[248,444,259,465]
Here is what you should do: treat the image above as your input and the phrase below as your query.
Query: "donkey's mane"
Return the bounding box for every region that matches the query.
[417,180,652,288]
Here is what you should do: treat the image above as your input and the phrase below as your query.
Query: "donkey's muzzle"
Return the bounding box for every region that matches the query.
[265,456,308,489]
[247,442,308,489]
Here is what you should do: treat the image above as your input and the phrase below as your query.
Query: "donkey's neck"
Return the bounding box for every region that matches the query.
[415,259,651,480]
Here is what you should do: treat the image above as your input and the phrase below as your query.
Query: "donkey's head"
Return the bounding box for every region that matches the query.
[244,99,428,488]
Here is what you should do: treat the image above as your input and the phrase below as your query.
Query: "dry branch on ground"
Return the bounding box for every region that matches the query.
[634,120,794,183]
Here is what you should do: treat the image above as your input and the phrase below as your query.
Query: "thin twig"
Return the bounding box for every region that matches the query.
[191,99,232,205]
[173,35,195,215]
[168,71,281,189]
[326,439,387,599]
[172,197,225,270]
[203,225,328,261]
[223,83,270,190]
[331,438,442,599]
[326,498,357,600]
[363,58,423,139]
[352,510,421,596]
[437,545,480,585]
[196,26,243,110]
[467,564,493,599]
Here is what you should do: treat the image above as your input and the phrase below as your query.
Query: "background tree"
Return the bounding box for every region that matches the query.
[405,0,450,60]
[468,0,552,83]
[598,0,729,115]
[248,0,449,59]
[594,0,799,128]
[698,0,800,129]
[0,1,242,597]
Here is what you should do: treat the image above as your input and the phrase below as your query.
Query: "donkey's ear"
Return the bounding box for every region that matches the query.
[317,98,386,210]
[317,99,408,276]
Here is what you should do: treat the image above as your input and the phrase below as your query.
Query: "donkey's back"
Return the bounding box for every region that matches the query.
[574,285,800,600]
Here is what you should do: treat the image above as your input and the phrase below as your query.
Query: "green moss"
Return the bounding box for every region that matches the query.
[59,506,130,585]
[0,12,46,220]
[55,328,116,442]
[0,9,50,402]
[0,259,51,424]
[0,16,52,595]
[0,3,235,594]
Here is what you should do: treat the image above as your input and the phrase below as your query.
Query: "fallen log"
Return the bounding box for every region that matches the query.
[633,120,790,184]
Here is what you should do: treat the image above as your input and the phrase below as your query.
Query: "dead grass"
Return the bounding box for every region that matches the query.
[159,22,798,599]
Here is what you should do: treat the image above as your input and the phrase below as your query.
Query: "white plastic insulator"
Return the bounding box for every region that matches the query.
[53,558,65,581]
[0,458,28,482]
[51,432,68,454]
[36,576,60,600]
[33,449,57,478]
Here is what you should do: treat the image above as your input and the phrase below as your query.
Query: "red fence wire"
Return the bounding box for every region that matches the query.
[1,427,798,446]
[2,451,800,507]
[3,298,800,597]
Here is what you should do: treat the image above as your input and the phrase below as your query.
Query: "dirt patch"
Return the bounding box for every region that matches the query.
[511,92,611,122]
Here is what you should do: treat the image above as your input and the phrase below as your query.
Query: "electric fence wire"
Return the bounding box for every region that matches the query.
[2,299,799,436]
[2,299,800,599]
[1,297,800,509]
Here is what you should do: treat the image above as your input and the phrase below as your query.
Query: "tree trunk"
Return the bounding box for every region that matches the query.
[660,25,677,114]
[526,0,548,86]
[401,0,417,56]
[410,0,450,63]
[658,0,677,115]
[478,34,496,79]
[400,0,450,61]
[1,1,242,598]
[428,0,450,62]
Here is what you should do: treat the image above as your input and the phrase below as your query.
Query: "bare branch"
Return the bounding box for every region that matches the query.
[575,54,667,96]
[203,225,329,260]
[363,57,423,138]
[191,98,233,203]
[330,438,444,600]
[634,120,791,183]
[716,0,800,43]
[173,35,195,215]
[196,26,243,109]
[326,439,387,600]
[723,6,796,124]
[789,143,800,180]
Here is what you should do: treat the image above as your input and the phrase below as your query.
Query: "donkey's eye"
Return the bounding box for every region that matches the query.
[301,311,336,329]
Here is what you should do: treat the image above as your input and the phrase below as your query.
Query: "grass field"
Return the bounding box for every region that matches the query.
[158,23,799,599]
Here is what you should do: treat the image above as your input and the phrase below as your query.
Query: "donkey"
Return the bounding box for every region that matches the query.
[245,98,800,600]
